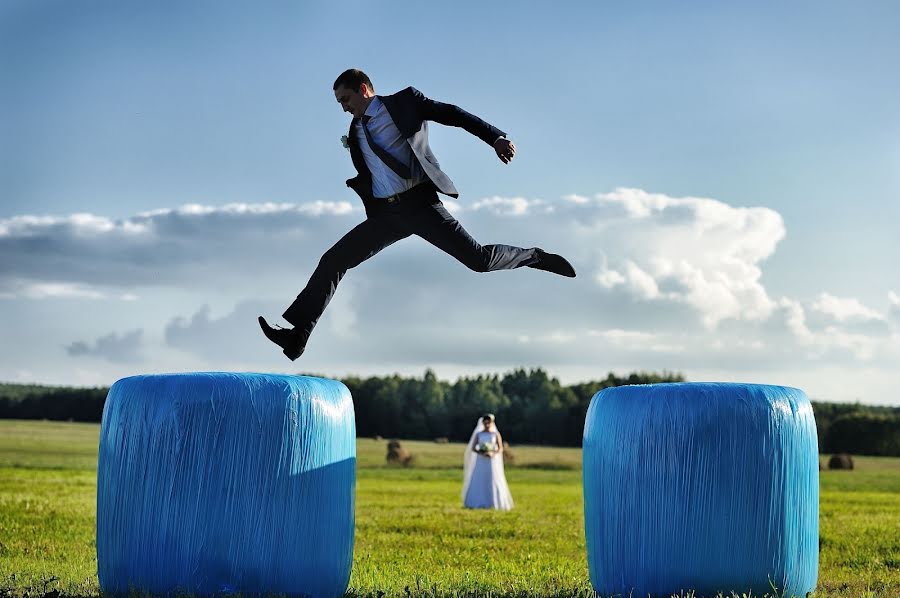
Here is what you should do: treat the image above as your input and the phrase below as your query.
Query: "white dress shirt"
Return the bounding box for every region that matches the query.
[357,97,428,199]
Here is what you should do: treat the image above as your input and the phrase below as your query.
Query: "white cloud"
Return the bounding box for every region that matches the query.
[467,196,550,216]
[0,200,359,296]
[777,297,888,361]
[562,194,589,205]
[816,326,880,361]
[888,291,900,321]
[2,189,899,403]
[0,191,784,335]
[779,297,813,342]
[588,328,683,353]
[545,330,577,344]
[812,292,884,323]
[595,268,625,288]
[571,188,783,327]
[602,187,672,218]
[624,261,661,299]
[136,201,354,219]
[0,280,137,300]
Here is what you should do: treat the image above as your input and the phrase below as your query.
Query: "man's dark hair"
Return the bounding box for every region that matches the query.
[333,69,373,93]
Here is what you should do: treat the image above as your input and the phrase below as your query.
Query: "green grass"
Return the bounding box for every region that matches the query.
[1,419,898,598]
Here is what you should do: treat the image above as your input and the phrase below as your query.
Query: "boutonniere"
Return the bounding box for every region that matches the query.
[340,135,350,150]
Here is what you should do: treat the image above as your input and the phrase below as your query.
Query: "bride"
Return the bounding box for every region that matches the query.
[462,413,513,510]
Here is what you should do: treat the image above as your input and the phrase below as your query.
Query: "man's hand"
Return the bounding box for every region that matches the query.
[493,137,516,164]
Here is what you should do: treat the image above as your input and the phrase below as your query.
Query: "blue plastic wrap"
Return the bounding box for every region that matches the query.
[96,373,356,598]
[583,383,818,598]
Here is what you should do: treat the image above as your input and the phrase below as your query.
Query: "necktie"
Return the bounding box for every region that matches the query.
[360,115,412,179]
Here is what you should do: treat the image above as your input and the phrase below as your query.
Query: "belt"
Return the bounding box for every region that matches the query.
[363,182,437,218]
[376,182,432,204]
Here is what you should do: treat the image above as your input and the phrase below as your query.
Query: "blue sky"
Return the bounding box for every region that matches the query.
[2,1,899,404]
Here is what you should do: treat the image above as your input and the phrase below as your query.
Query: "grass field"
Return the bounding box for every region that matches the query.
[0,419,898,598]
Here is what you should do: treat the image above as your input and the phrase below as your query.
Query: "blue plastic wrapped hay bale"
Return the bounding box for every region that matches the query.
[97,373,355,598]
[583,383,818,598]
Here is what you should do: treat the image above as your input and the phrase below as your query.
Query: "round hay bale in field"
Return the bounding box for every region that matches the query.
[374,435,383,441]
[828,453,854,470]
[502,441,515,466]
[583,382,818,598]
[434,436,449,444]
[97,373,355,598]
[386,441,413,466]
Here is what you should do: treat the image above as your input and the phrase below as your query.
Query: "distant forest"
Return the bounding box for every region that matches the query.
[1,370,898,456]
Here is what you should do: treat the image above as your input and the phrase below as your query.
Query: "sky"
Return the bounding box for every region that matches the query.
[1,1,899,404]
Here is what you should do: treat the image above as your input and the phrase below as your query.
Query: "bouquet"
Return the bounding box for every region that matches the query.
[475,441,497,455]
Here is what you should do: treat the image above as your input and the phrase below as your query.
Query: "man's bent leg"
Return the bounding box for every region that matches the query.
[282,217,408,335]
[410,200,539,272]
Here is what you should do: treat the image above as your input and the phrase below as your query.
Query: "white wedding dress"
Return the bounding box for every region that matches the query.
[462,421,513,510]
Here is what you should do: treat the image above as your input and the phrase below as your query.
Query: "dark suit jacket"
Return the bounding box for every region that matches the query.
[345,87,506,208]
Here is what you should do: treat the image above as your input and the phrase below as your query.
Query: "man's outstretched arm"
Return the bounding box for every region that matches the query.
[410,87,516,163]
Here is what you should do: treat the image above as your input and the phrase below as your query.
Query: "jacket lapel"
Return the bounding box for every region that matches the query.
[379,93,412,138]
[344,118,374,204]
[348,118,368,176]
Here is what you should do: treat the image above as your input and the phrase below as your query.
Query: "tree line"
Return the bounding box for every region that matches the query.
[1,370,897,455]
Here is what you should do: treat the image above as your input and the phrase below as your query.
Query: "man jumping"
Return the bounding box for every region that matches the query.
[259,69,575,360]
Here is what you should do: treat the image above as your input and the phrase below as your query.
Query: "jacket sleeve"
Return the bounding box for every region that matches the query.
[409,87,507,147]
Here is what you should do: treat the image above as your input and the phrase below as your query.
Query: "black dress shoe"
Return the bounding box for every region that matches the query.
[258,316,307,361]
[529,248,576,278]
